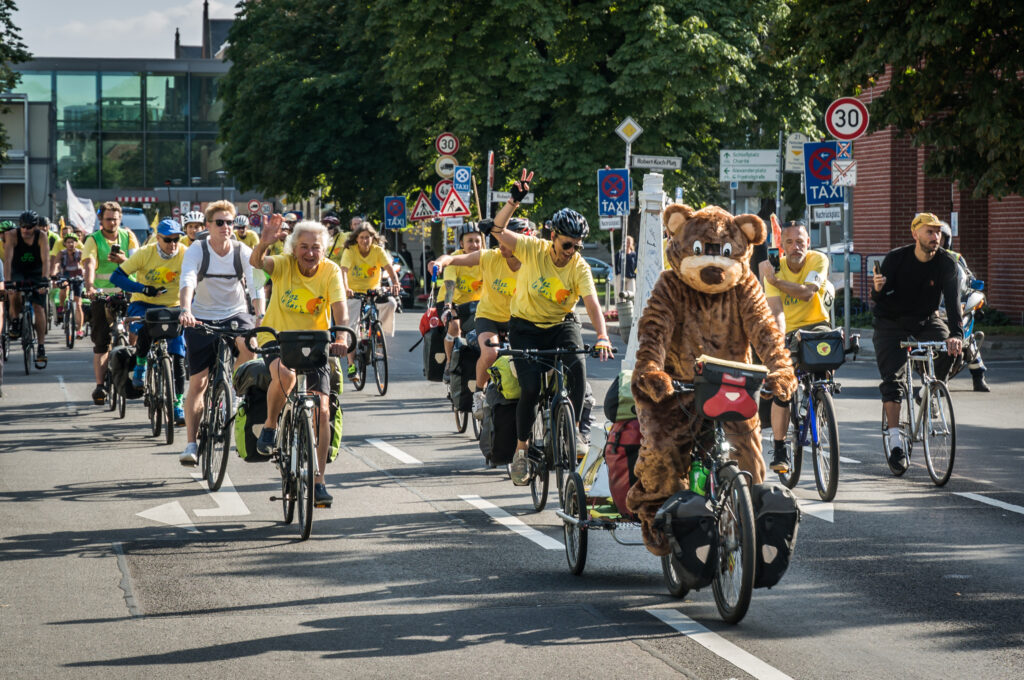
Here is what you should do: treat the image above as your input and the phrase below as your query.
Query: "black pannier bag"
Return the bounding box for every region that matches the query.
[144,306,182,340]
[693,355,767,422]
[449,338,480,412]
[422,326,446,382]
[479,383,517,466]
[654,490,719,591]
[278,330,329,372]
[110,345,144,399]
[749,483,801,589]
[794,328,845,372]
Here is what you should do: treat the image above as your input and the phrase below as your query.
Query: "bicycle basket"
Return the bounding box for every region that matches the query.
[693,355,767,422]
[277,330,330,371]
[795,328,845,372]
[144,307,182,340]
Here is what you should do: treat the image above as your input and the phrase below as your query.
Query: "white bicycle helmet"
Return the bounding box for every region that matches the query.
[183,210,205,226]
[233,214,250,227]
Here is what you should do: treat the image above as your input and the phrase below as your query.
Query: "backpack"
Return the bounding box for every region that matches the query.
[449,338,479,412]
[749,483,801,589]
[110,346,144,399]
[654,490,719,591]
[487,355,521,401]
[479,382,517,466]
[603,370,636,422]
[604,419,642,519]
[196,239,251,312]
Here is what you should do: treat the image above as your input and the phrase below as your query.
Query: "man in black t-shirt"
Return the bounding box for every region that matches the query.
[872,212,963,473]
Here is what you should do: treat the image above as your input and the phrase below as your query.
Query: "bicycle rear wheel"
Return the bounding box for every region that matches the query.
[205,380,232,491]
[279,411,295,524]
[295,408,316,540]
[64,306,75,348]
[452,387,469,433]
[161,357,175,446]
[923,381,956,486]
[563,472,588,575]
[552,400,577,507]
[351,339,367,391]
[371,322,388,395]
[811,390,840,501]
[148,362,161,437]
[529,408,549,512]
[661,554,690,599]
[471,409,481,439]
[712,465,756,624]
[104,370,116,411]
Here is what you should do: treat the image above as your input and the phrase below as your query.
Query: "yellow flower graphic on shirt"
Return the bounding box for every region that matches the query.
[281,288,325,316]
[532,276,572,305]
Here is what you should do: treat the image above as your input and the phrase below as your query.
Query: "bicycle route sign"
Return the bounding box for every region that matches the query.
[597,168,630,216]
[383,196,406,230]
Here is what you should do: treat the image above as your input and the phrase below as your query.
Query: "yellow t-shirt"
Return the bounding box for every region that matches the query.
[340,244,389,293]
[259,255,344,346]
[235,230,259,248]
[476,248,518,323]
[326,232,347,267]
[119,243,185,306]
[511,235,596,328]
[764,250,830,330]
[441,251,482,306]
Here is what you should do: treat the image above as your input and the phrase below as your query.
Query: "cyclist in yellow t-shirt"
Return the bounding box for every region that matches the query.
[251,216,349,507]
[432,223,484,381]
[179,211,206,248]
[232,214,260,248]
[322,215,346,267]
[758,220,831,473]
[339,222,399,378]
[489,169,614,486]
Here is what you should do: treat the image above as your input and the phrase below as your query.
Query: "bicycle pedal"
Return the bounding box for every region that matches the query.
[314,502,331,509]
[833,383,842,394]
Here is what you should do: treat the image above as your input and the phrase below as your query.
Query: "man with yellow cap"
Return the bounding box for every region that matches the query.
[871,212,963,474]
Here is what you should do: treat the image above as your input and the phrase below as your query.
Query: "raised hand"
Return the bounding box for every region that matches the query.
[510,169,534,203]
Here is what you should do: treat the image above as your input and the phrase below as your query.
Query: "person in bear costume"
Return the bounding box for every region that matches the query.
[626,203,797,556]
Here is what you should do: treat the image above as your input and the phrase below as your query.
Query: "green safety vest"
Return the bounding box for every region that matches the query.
[92,229,133,289]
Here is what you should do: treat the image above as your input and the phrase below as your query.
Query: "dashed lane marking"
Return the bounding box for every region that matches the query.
[366,438,423,465]
[459,494,563,550]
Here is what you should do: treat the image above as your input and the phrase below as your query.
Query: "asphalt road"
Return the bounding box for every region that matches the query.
[2,310,1023,679]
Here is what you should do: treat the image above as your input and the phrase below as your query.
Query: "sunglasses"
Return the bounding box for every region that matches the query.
[209,219,232,227]
[559,241,583,252]
[21,225,35,229]
[161,236,180,243]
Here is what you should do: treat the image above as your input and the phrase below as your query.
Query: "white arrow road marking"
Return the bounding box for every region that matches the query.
[136,501,198,532]
[647,609,795,680]
[955,492,1024,516]
[797,497,834,523]
[367,438,422,465]
[459,495,563,550]
[190,473,250,516]
[839,456,861,464]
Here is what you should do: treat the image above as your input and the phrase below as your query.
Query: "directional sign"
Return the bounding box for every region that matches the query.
[435,155,457,179]
[435,132,460,156]
[383,195,406,230]
[831,159,857,186]
[491,190,535,204]
[438,187,471,218]
[631,155,682,170]
[719,149,779,182]
[453,165,472,196]
[785,133,809,173]
[410,191,436,221]
[434,179,453,204]
[247,199,260,213]
[825,97,870,141]
[615,117,643,143]
[597,168,630,216]
[804,141,845,205]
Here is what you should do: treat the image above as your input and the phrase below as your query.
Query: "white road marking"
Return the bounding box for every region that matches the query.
[647,608,795,680]
[955,492,1024,516]
[839,456,860,464]
[367,438,422,465]
[459,494,563,550]
[56,375,74,414]
[797,498,834,523]
[190,473,250,516]
[136,501,198,532]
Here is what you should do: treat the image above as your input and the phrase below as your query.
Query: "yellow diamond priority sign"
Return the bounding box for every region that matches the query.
[615,117,643,144]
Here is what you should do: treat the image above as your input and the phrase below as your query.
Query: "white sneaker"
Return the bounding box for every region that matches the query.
[576,433,590,460]
[509,448,530,486]
[472,390,485,420]
[179,442,198,467]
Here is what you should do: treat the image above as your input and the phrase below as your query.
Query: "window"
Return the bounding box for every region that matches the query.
[189,75,222,131]
[146,135,187,186]
[190,134,224,184]
[101,73,142,131]
[11,71,52,102]
[101,134,144,189]
[56,72,98,131]
[57,132,98,188]
[146,73,188,131]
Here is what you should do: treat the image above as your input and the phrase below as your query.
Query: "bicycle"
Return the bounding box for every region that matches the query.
[191,320,251,491]
[129,307,182,446]
[349,289,390,395]
[54,276,84,349]
[494,343,597,512]
[776,330,860,502]
[94,291,130,417]
[251,324,355,540]
[3,278,50,375]
[881,340,957,486]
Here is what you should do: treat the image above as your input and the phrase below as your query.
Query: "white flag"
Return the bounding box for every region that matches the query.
[66,180,96,233]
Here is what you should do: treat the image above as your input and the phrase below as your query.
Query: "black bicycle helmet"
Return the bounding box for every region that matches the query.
[549,208,589,239]
[506,217,533,234]
[457,222,482,242]
[19,210,39,228]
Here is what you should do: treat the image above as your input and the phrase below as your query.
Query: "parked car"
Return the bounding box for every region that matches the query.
[120,207,152,246]
[381,251,416,307]
[584,256,613,282]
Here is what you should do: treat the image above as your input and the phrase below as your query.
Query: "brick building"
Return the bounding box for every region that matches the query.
[852,72,1024,323]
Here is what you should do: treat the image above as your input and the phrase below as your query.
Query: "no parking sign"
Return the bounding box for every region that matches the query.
[803,141,845,206]
[383,196,406,230]
[597,168,630,216]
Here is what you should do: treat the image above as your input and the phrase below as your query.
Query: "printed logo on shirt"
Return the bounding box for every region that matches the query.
[491,277,516,297]
[282,288,325,315]
[351,263,377,281]
[143,267,179,285]
[531,275,572,305]
[457,276,482,294]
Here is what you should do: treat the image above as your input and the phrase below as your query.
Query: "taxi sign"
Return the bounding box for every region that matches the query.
[597,168,630,216]
[383,196,406,230]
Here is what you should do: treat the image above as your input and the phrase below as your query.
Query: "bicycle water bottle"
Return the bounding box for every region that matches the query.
[689,458,708,496]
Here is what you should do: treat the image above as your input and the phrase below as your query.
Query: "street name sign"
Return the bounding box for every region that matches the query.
[492,190,535,204]
[631,154,682,170]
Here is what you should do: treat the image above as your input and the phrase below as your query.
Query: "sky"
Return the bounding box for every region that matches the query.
[12,0,238,59]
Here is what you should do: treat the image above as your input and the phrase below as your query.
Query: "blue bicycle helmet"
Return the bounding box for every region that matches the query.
[549,208,589,239]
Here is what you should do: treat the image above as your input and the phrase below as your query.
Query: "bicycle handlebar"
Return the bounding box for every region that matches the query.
[246,325,356,356]
[670,379,696,395]
[900,340,950,351]
[495,344,605,359]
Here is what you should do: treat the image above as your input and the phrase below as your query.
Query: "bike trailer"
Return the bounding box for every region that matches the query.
[794,328,845,372]
[693,355,767,422]
[278,330,330,371]
[487,355,521,400]
[603,370,637,422]
[479,383,517,466]
[109,345,144,399]
[422,326,446,382]
[749,483,801,589]
[144,306,182,340]
[604,418,641,519]
[449,338,479,412]
[654,489,719,591]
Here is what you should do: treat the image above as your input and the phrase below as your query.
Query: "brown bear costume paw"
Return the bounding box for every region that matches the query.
[642,522,672,557]
[635,369,674,404]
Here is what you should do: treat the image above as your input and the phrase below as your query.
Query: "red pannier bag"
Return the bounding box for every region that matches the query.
[605,419,642,519]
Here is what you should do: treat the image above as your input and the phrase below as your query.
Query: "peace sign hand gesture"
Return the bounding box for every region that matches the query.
[510,169,534,204]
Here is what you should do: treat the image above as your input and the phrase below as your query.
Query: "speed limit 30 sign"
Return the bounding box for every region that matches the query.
[825,97,870,141]
[435,132,460,156]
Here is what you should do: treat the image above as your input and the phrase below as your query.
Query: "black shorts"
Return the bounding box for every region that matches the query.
[184,314,254,377]
[474,317,508,339]
[11,273,47,307]
[261,343,331,394]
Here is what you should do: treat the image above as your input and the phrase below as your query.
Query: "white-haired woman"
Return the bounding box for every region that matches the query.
[250,215,349,508]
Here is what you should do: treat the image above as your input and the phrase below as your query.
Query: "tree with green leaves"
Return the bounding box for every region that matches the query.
[788,1,1024,199]
[0,0,31,164]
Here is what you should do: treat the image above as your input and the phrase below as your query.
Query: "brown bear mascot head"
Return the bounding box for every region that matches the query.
[664,203,765,293]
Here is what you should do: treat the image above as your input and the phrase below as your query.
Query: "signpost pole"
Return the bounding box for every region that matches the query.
[776,130,784,218]
[607,227,616,308]
[824,218,834,326]
[621,141,631,300]
[844,187,852,341]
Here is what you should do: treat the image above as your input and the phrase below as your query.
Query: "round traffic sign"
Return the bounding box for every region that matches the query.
[172,207,181,217]
[386,198,404,216]
[261,202,271,216]
[435,155,457,179]
[807,147,836,181]
[434,179,453,202]
[435,132,460,156]
[825,97,870,141]
[602,174,626,199]
[247,199,260,213]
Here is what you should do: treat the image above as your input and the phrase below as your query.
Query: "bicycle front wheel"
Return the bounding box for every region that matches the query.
[778,386,803,488]
[117,387,126,419]
[371,322,388,395]
[104,370,116,412]
[148,362,161,437]
[923,381,956,486]
[563,472,588,575]
[552,400,577,507]
[22,325,33,375]
[64,307,75,348]
[206,380,232,491]
[351,339,367,391]
[712,465,756,625]
[279,411,295,524]
[295,408,316,540]
[811,389,840,501]
[530,408,549,512]
[160,357,175,446]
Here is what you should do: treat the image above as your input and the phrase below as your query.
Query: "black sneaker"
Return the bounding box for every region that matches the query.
[972,372,991,393]
[92,385,106,405]
[314,483,333,507]
[256,427,276,455]
[888,446,909,474]
[769,442,790,474]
